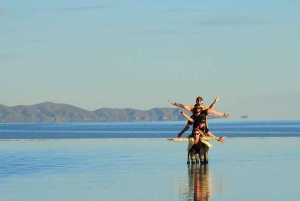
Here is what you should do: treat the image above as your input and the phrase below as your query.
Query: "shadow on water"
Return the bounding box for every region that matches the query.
[186,164,224,201]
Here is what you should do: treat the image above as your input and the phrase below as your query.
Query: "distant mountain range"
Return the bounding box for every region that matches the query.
[0,102,223,123]
[0,102,184,123]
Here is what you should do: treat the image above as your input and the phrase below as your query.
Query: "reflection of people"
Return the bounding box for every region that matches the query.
[168,129,225,164]
[168,96,220,112]
[177,104,231,138]
[188,164,211,201]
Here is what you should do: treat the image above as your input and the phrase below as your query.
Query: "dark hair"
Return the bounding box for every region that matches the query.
[192,104,202,114]
[194,104,202,108]
[199,114,206,122]
[188,129,205,138]
[196,96,203,101]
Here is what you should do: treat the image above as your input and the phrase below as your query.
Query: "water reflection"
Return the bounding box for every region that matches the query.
[188,165,210,201]
[186,164,224,201]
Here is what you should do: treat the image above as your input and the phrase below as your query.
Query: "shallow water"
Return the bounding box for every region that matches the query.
[1,138,300,201]
[1,120,300,139]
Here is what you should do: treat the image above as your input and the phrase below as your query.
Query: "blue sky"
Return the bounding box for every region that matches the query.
[1,0,300,119]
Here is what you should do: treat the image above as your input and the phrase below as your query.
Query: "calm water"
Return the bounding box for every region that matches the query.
[1,120,300,201]
[0,120,300,139]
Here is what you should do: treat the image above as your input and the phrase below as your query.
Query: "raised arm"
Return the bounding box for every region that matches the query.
[168,100,192,111]
[207,108,231,118]
[180,109,194,122]
[208,96,220,110]
[178,124,191,138]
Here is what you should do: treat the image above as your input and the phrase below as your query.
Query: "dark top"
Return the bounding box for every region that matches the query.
[190,139,205,150]
[188,110,209,131]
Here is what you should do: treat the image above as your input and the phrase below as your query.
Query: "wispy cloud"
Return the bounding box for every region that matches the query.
[5,5,110,12]
[1,39,49,46]
[147,9,205,13]
[130,30,201,34]
[198,17,271,26]
[51,5,109,11]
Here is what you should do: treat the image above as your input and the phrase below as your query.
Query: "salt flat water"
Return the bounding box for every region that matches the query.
[1,120,300,201]
[1,120,300,139]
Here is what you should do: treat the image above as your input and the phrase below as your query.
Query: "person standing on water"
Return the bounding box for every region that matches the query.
[186,114,217,163]
[168,129,225,164]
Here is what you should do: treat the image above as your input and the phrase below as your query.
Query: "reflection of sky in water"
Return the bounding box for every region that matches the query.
[0,139,300,200]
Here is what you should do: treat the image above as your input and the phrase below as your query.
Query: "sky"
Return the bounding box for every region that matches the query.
[1,0,300,120]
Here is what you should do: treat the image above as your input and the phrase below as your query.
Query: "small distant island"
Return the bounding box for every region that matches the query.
[241,115,249,118]
[0,102,222,123]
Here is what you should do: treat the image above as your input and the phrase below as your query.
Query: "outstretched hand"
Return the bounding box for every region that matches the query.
[168,100,175,105]
[179,109,184,114]
[224,113,231,118]
[215,96,220,102]
[219,136,226,143]
[168,138,174,142]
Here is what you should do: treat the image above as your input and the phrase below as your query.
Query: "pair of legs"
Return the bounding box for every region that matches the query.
[187,145,209,164]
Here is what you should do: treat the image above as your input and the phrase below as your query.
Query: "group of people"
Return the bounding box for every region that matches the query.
[167,96,231,165]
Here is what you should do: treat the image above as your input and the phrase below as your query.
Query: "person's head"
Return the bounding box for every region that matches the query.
[193,104,203,114]
[197,115,206,128]
[195,96,203,105]
[192,128,205,138]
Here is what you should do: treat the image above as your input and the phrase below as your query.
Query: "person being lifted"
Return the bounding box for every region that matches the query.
[168,96,220,113]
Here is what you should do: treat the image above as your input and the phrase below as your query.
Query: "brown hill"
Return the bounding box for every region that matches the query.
[0,102,189,123]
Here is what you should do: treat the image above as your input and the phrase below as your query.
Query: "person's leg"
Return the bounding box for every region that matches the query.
[204,146,209,163]
[187,150,191,164]
[199,147,205,164]
[195,148,200,164]
[190,148,197,164]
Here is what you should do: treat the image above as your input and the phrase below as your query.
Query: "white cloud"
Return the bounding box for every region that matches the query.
[198,16,271,26]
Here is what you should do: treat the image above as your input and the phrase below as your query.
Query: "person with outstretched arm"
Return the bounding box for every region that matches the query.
[168,128,225,164]
[177,104,231,138]
[187,115,217,163]
[168,96,220,112]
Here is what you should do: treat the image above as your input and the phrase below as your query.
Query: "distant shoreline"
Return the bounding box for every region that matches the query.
[0,101,225,123]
